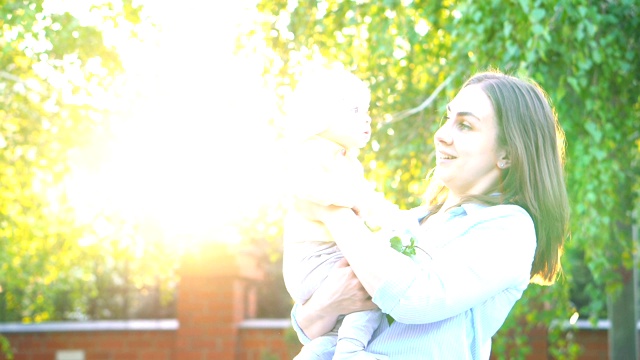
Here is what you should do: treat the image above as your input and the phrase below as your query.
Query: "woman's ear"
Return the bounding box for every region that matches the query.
[497,160,511,169]
[497,151,511,169]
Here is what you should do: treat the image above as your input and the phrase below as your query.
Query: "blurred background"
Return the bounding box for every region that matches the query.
[0,0,638,357]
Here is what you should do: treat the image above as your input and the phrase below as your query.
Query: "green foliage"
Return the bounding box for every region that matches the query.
[0,335,12,360]
[0,0,178,328]
[236,203,293,318]
[246,0,639,357]
[1,0,103,322]
[72,214,179,320]
[389,236,416,257]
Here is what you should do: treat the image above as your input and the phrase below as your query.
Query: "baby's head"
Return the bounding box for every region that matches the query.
[285,64,372,149]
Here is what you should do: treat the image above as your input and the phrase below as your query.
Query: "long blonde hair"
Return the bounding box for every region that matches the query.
[424,71,570,285]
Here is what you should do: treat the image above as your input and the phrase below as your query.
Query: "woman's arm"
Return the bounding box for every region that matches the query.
[372,205,536,324]
[304,201,537,325]
[294,258,378,339]
[319,207,418,296]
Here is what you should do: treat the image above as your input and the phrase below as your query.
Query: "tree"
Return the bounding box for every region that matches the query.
[245,0,640,358]
[0,0,180,327]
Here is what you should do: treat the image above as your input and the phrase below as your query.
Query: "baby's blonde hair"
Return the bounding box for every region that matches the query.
[284,64,370,141]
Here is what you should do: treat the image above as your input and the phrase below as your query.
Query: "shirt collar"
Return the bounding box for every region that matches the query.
[447,192,502,216]
[458,202,487,215]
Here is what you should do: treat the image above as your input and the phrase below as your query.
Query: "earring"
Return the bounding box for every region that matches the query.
[498,162,505,169]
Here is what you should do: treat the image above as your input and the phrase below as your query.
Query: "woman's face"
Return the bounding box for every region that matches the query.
[433,84,507,198]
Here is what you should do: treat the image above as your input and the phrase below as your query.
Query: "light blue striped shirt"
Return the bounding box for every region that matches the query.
[291,203,536,359]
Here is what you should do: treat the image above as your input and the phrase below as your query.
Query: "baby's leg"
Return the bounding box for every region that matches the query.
[333,310,388,360]
[293,335,337,360]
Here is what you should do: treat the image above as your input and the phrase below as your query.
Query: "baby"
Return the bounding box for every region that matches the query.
[282,64,418,360]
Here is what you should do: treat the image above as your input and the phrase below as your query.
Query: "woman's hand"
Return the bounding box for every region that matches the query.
[296,258,377,339]
[312,258,376,313]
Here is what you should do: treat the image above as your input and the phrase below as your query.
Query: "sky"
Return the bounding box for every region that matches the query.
[66,1,284,245]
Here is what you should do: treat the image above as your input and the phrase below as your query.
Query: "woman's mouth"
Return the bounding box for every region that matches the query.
[437,150,457,160]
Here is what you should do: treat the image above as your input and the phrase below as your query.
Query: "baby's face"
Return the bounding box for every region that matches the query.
[320,92,372,149]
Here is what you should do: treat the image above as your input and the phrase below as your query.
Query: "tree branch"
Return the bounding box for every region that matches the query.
[384,73,455,124]
[0,71,46,95]
[0,71,23,83]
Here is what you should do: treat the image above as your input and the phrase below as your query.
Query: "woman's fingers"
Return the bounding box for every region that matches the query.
[335,257,350,268]
[321,263,377,313]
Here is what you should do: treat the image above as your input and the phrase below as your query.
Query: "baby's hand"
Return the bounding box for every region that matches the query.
[350,196,368,218]
[351,205,361,218]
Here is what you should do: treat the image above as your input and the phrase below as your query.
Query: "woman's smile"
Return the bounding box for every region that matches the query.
[436,149,457,161]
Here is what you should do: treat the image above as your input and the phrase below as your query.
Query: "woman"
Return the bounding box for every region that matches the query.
[291,70,570,359]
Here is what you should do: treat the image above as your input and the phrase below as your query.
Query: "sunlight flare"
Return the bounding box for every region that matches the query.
[67,0,283,246]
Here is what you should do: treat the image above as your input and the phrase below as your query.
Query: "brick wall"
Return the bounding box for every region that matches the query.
[0,242,622,359]
[573,328,609,360]
[3,326,176,360]
[237,320,300,360]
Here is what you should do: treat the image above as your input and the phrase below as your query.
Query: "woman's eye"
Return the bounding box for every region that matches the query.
[457,122,471,130]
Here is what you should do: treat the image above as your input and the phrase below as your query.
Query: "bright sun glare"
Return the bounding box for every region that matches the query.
[67,0,283,246]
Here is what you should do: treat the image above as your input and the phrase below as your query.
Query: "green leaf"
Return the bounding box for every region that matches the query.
[530,8,546,22]
[584,122,602,143]
[390,236,404,252]
[531,24,544,35]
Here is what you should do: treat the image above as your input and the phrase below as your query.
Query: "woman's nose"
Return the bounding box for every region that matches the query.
[434,124,452,144]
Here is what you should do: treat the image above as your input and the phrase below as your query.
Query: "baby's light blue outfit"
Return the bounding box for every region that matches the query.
[291,203,536,359]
